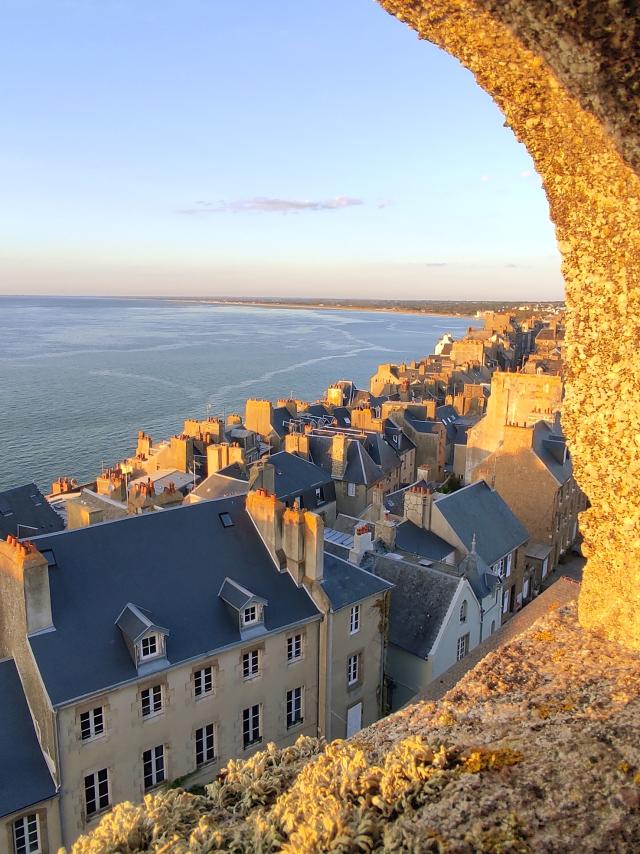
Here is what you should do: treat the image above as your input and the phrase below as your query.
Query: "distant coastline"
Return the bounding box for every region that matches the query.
[168,297,562,318]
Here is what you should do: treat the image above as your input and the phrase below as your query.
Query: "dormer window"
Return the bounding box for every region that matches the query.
[242,605,260,627]
[141,634,159,659]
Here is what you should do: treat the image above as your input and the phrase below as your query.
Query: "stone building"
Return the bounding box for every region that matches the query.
[0,490,390,850]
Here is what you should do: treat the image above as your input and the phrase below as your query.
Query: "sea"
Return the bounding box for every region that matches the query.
[0,296,480,493]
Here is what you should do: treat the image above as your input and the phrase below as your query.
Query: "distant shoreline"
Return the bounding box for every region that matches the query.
[168,298,479,319]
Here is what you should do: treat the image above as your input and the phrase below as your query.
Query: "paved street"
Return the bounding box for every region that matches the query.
[542,550,586,589]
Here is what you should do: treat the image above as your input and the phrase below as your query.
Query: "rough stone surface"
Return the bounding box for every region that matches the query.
[69,605,640,852]
[377,0,640,649]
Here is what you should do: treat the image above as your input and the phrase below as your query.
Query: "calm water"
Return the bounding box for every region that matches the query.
[0,297,478,492]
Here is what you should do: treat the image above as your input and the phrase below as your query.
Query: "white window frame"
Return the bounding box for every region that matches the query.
[139,633,161,661]
[195,723,216,766]
[242,704,262,748]
[242,649,260,680]
[493,557,505,578]
[143,744,165,790]
[286,686,304,728]
[242,604,258,626]
[194,665,215,698]
[12,813,40,854]
[505,552,513,577]
[141,684,163,718]
[315,486,324,501]
[347,482,356,498]
[287,633,303,663]
[502,588,510,614]
[80,706,105,742]
[456,633,470,661]
[542,557,549,578]
[347,653,360,686]
[84,767,110,818]
[349,604,361,635]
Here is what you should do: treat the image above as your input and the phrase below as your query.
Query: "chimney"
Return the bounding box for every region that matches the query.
[136,431,152,458]
[371,487,385,520]
[0,537,52,634]
[349,524,373,564]
[249,460,276,494]
[404,485,433,530]
[283,507,306,583]
[375,511,396,549]
[284,432,310,460]
[330,433,348,479]
[246,489,286,570]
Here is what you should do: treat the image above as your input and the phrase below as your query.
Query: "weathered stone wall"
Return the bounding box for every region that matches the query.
[378,0,640,649]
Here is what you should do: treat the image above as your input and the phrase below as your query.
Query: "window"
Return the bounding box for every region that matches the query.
[286,687,303,728]
[242,649,260,679]
[315,487,324,501]
[140,634,158,659]
[287,633,302,662]
[141,685,163,718]
[84,768,110,817]
[542,557,549,578]
[13,814,40,854]
[456,633,470,661]
[493,557,505,578]
[347,653,360,686]
[459,600,468,623]
[349,604,361,634]
[490,620,496,635]
[523,576,531,599]
[143,745,165,790]
[219,512,234,528]
[506,552,513,577]
[195,723,216,766]
[80,706,104,741]
[502,588,510,614]
[243,605,258,625]
[242,704,262,748]
[347,482,356,497]
[194,665,214,698]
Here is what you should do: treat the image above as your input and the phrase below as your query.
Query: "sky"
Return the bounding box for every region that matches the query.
[0,0,564,300]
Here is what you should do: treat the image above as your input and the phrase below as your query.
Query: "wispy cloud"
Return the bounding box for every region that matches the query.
[179,196,364,215]
[425,262,448,267]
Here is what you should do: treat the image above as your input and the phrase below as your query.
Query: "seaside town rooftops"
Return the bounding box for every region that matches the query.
[256,451,333,500]
[191,469,249,502]
[0,658,57,818]
[434,481,528,566]
[29,497,320,707]
[320,553,393,612]
[0,482,64,540]
[128,469,193,493]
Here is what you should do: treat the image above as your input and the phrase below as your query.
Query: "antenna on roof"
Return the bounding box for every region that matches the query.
[471,532,477,554]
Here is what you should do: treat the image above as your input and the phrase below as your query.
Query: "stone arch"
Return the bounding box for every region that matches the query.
[377,0,640,648]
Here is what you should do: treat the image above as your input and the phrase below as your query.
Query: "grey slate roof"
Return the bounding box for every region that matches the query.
[457,550,500,600]
[405,415,440,435]
[218,577,266,611]
[369,555,459,658]
[321,553,393,611]
[192,470,249,501]
[395,521,456,562]
[309,436,383,486]
[30,497,320,706]
[0,658,57,817]
[533,421,572,484]
[0,482,64,540]
[364,434,401,476]
[434,481,528,566]
[265,451,333,500]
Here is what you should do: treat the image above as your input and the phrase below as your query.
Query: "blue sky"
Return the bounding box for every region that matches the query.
[0,0,563,299]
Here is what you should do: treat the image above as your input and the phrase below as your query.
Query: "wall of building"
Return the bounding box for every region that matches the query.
[326,594,387,740]
[55,619,321,846]
[385,645,432,712]
[430,581,482,680]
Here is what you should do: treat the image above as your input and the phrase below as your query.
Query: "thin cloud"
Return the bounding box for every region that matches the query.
[425,262,448,267]
[179,196,364,215]
[520,170,532,178]
[480,175,491,182]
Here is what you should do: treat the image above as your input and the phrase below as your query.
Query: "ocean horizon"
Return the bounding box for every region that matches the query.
[0,296,480,492]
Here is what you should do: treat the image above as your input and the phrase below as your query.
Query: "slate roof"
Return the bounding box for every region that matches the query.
[395,521,456,562]
[309,436,383,486]
[434,481,528,566]
[0,483,64,540]
[116,603,168,644]
[321,553,392,611]
[457,550,500,600]
[263,451,333,501]
[29,497,320,706]
[364,433,401,475]
[271,406,293,438]
[192,470,249,501]
[0,658,57,817]
[404,415,440,435]
[368,555,459,658]
[532,421,572,484]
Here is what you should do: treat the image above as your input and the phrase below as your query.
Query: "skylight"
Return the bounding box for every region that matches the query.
[219,512,234,528]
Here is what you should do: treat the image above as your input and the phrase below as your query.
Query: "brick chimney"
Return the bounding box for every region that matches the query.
[136,431,152,458]
[404,485,433,530]
[284,432,310,459]
[248,460,276,494]
[375,511,396,549]
[330,434,348,479]
[246,489,286,570]
[0,537,52,634]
